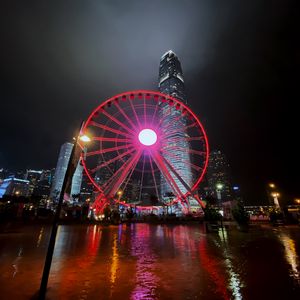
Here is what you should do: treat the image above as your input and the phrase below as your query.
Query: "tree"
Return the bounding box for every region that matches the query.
[126,207,134,221]
[203,203,221,223]
[268,206,283,224]
[231,200,249,230]
[103,205,111,221]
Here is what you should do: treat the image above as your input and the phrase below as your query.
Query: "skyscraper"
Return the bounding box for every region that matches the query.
[25,169,43,195]
[0,176,30,198]
[158,50,194,206]
[206,150,233,203]
[50,142,83,200]
[159,50,186,103]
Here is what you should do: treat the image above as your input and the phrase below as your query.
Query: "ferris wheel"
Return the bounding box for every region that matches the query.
[80,90,209,214]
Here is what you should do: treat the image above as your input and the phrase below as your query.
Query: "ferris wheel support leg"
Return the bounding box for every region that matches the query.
[193,194,206,209]
[152,153,188,212]
[93,193,109,214]
[106,150,142,198]
[159,153,205,209]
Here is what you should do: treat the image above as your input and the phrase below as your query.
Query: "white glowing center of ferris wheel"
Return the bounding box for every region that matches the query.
[138,129,157,146]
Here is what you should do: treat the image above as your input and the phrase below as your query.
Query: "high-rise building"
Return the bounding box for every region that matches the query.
[0,176,30,198]
[158,50,194,206]
[206,150,233,203]
[25,169,43,195]
[71,161,83,197]
[50,142,83,200]
[159,50,186,103]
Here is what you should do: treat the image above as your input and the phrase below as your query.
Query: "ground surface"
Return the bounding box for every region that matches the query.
[0,223,299,299]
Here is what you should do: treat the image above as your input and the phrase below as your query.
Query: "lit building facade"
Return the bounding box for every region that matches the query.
[25,169,43,195]
[158,50,194,205]
[50,142,83,200]
[0,176,30,198]
[206,150,233,203]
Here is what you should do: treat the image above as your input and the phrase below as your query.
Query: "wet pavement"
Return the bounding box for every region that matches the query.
[0,223,299,299]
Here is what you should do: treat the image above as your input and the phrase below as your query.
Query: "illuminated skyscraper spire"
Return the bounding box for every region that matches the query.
[159,50,186,103]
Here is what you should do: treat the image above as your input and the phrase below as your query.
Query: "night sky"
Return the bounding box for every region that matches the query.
[0,0,299,204]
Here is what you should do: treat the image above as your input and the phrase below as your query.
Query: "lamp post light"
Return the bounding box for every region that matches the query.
[269,183,276,189]
[271,192,280,208]
[39,123,90,299]
[117,190,123,199]
[79,135,91,143]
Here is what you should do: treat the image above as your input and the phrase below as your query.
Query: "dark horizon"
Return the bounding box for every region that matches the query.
[0,0,299,204]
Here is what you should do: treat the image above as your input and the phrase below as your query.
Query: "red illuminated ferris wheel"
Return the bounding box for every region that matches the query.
[80,90,209,213]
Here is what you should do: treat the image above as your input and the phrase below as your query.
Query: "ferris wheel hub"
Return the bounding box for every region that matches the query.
[138,128,157,146]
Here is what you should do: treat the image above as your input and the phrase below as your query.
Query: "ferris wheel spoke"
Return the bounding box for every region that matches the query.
[90,148,136,174]
[119,155,140,196]
[101,157,132,192]
[86,144,133,157]
[129,99,142,128]
[149,156,160,201]
[114,102,138,132]
[105,149,142,197]
[92,137,132,143]
[161,148,203,172]
[138,155,146,202]
[101,110,136,135]
[89,121,132,138]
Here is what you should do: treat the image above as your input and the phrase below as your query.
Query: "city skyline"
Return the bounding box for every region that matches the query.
[0,1,298,203]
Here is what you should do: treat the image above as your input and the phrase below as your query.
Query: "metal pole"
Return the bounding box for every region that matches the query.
[216,188,224,230]
[39,123,83,299]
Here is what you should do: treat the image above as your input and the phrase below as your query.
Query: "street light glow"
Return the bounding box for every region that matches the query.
[79,135,91,142]
[216,183,224,190]
[272,192,280,197]
[269,183,275,188]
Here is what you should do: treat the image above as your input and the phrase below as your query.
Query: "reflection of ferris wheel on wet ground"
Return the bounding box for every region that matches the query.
[80,90,209,213]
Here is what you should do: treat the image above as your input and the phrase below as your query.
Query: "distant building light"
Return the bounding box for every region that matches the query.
[233,186,239,190]
[3,177,29,183]
[27,170,43,174]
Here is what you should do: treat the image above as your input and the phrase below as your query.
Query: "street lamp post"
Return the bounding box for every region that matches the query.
[117,190,122,216]
[268,183,281,208]
[216,183,224,228]
[272,192,280,208]
[38,123,90,299]
[216,183,224,206]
